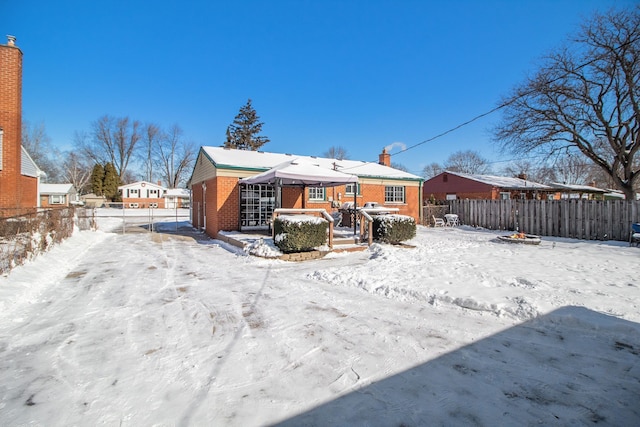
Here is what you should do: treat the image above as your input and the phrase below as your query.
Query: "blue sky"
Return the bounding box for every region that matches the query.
[2,0,636,176]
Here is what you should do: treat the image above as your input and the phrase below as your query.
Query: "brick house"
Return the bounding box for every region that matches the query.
[423,171,555,201]
[118,181,190,209]
[119,181,166,208]
[188,146,423,238]
[0,36,43,215]
[165,188,190,209]
[39,183,79,207]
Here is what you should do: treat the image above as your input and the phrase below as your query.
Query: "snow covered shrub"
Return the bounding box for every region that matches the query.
[273,215,327,253]
[373,214,416,244]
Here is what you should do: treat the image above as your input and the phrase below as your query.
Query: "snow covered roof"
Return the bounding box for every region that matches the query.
[40,183,75,195]
[448,171,552,190]
[165,188,190,197]
[549,182,607,193]
[240,158,359,187]
[200,146,422,181]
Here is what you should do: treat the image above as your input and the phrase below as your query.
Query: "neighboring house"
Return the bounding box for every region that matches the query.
[165,188,190,209]
[188,146,423,239]
[39,183,78,207]
[0,36,44,214]
[424,171,555,201]
[81,193,108,208]
[119,181,166,208]
[548,182,608,200]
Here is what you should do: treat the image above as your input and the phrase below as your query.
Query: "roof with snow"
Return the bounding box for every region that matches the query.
[446,171,552,190]
[199,147,422,181]
[40,183,75,194]
[549,183,607,193]
[166,188,190,197]
[240,158,359,187]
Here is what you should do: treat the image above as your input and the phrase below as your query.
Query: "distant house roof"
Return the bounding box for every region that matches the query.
[198,147,422,181]
[445,171,552,190]
[166,188,190,197]
[549,182,607,194]
[40,183,75,195]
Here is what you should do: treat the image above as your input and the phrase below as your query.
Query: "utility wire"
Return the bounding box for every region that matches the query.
[388,32,640,159]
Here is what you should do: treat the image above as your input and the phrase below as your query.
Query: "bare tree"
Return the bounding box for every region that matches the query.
[21,121,62,182]
[444,150,491,174]
[323,146,349,160]
[81,115,141,180]
[140,123,162,182]
[550,154,595,185]
[155,124,196,188]
[391,162,408,172]
[61,151,92,194]
[493,7,640,200]
[422,162,444,180]
[501,159,557,184]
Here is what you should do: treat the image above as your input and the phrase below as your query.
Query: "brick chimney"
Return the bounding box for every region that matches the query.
[517,172,527,180]
[0,35,24,209]
[378,148,391,167]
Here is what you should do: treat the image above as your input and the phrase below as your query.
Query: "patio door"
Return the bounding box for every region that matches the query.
[240,184,275,231]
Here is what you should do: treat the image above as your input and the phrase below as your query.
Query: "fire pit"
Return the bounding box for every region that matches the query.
[497,232,541,245]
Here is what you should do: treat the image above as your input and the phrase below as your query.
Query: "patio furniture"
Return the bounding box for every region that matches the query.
[631,223,640,247]
[331,211,342,228]
[432,215,445,227]
[445,214,459,227]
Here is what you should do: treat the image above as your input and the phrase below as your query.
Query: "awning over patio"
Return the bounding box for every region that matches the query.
[239,158,358,187]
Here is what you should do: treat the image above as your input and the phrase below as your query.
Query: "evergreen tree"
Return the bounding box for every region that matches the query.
[224,99,270,150]
[103,162,121,201]
[90,163,105,196]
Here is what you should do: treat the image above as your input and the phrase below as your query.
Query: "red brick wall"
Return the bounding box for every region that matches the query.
[282,187,302,208]
[0,42,25,209]
[121,197,166,208]
[306,183,421,222]
[423,173,494,201]
[21,175,37,207]
[40,197,69,208]
[193,175,422,237]
[215,176,239,232]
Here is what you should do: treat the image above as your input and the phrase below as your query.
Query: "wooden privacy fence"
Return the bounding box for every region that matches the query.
[447,199,640,242]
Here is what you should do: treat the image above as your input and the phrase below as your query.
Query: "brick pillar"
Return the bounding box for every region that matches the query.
[0,35,24,209]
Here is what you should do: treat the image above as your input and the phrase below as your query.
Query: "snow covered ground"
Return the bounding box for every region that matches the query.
[0,213,638,426]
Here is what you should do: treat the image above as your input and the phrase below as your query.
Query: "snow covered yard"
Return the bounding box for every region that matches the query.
[0,220,638,426]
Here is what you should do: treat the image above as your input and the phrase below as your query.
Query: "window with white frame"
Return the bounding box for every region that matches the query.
[129,188,139,197]
[500,192,510,200]
[49,194,65,204]
[345,183,360,195]
[308,187,325,201]
[384,186,405,203]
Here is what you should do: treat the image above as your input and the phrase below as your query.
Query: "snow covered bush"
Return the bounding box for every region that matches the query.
[273,215,327,253]
[373,214,416,244]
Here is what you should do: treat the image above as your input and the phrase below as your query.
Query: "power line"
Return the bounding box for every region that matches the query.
[388,32,640,161]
